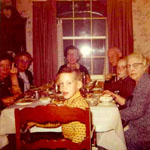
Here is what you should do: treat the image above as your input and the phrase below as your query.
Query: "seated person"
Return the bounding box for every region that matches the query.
[57,45,91,85]
[28,67,88,143]
[104,58,136,100]
[105,47,122,81]
[14,51,33,92]
[107,53,150,150]
[0,53,21,110]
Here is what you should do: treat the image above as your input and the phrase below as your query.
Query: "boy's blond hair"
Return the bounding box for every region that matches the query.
[56,67,82,83]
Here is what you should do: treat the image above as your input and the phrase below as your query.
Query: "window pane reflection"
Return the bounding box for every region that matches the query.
[63,40,73,52]
[63,20,73,37]
[92,40,106,56]
[79,58,91,74]
[75,20,91,37]
[93,58,104,74]
[92,19,106,36]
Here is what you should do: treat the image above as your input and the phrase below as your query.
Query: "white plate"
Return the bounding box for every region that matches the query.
[16,102,33,105]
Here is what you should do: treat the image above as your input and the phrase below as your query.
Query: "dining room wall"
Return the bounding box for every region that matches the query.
[16,0,33,56]
[132,0,150,60]
[15,0,150,60]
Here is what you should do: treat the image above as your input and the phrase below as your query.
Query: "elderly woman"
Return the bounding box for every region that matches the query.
[0,53,21,110]
[15,51,33,92]
[57,45,91,84]
[108,53,150,150]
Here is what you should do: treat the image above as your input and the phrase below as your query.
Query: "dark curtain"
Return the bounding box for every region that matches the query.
[107,0,133,57]
[0,4,26,54]
[33,0,58,87]
[11,0,16,7]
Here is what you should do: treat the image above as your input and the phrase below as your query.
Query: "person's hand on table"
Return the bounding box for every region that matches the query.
[103,90,126,106]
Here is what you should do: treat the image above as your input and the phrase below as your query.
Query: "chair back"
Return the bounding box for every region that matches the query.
[15,105,91,150]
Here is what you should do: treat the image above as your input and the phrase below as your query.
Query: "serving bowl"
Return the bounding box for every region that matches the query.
[100,94,113,103]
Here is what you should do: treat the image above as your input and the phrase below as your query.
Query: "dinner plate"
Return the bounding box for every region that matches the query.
[15,98,34,105]
[16,101,33,105]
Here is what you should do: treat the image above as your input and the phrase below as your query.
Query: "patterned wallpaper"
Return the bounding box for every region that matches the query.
[132,0,150,60]
[16,0,33,56]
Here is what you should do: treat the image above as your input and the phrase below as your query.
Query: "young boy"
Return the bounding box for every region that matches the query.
[28,67,88,143]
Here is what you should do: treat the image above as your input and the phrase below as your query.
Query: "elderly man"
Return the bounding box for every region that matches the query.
[104,58,135,101]
[105,47,122,81]
[108,47,122,67]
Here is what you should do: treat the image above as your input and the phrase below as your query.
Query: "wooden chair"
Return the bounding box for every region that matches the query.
[15,105,91,150]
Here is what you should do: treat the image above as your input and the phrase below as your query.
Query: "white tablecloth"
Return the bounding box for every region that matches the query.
[0,100,126,150]
[90,104,127,150]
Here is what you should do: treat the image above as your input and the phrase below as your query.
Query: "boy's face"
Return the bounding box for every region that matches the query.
[58,73,82,99]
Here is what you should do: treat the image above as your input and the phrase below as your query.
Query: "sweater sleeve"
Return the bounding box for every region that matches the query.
[120,76,150,121]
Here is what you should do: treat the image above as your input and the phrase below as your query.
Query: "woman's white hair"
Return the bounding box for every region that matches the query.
[127,52,149,70]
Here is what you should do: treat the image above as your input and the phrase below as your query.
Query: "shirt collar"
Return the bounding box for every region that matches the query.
[67,91,81,103]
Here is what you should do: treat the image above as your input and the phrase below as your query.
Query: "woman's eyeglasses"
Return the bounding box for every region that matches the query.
[127,63,143,69]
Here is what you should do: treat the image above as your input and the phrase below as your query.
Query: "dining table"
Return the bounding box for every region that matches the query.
[0,82,127,150]
[0,99,127,150]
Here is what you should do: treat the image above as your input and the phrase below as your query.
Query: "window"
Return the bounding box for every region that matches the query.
[57,0,107,75]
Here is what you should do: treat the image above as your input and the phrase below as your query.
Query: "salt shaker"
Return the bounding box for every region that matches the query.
[35,90,39,100]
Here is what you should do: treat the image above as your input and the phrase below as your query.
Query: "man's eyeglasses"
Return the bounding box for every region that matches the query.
[127,63,143,69]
